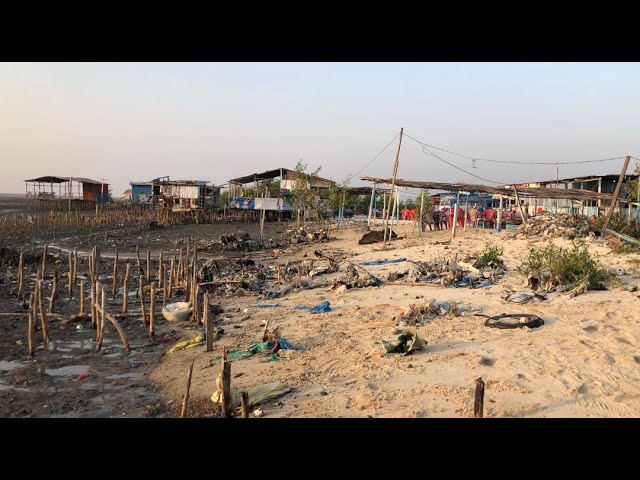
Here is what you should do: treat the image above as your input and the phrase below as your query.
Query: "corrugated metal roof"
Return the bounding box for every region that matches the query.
[25,176,106,185]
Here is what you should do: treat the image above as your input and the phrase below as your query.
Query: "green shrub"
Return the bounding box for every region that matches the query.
[517,241,609,289]
[473,243,504,269]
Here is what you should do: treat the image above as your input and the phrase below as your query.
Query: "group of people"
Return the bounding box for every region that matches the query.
[420,206,526,231]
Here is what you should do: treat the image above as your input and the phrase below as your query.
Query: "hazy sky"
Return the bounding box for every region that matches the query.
[1,62,639,197]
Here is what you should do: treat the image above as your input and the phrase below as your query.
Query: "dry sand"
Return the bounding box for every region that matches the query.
[151,221,640,418]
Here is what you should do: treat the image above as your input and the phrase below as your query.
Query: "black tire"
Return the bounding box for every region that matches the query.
[484,314,544,329]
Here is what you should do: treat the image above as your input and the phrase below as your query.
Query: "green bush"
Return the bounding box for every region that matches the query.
[473,243,504,269]
[517,241,609,289]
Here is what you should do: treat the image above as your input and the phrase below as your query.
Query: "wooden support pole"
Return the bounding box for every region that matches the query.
[241,392,249,418]
[474,377,485,418]
[168,257,175,298]
[163,270,167,307]
[204,292,213,352]
[90,278,97,328]
[367,182,376,227]
[149,282,156,337]
[41,244,47,278]
[73,248,77,286]
[383,128,404,249]
[452,191,461,238]
[112,250,119,300]
[139,275,147,325]
[180,359,195,418]
[28,292,35,356]
[158,250,163,283]
[17,248,24,301]
[122,263,130,314]
[135,246,141,288]
[37,279,49,348]
[419,189,425,236]
[48,270,58,314]
[602,156,631,232]
[496,196,504,232]
[95,286,106,352]
[79,279,85,314]
[68,250,73,298]
[513,185,526,223]
[146,249,151,283]
[221,348,232,418]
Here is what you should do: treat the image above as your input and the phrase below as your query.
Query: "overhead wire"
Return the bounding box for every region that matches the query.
[344,132,400,183]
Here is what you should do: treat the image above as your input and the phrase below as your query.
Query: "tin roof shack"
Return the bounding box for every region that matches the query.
[508,174,639,217]
[227,168,334,215]
[24,176,109,210]
[129,177,213,211]
[156,179,209,212]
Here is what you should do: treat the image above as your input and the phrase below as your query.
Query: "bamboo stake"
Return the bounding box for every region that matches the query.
[221,348,232,418]
[168,257,175,298]
[241,392,249,418]
[95,286,106,352]
[28,292,35,356]
[163,270,167,307]
[122,263,130,314]
[90,277,96,328]
[139,275,147,325]
[68,250,73,298]
[146,249,151,282]
[474,377,485,418]
[37,279,49,349]
[204,292,213,352]
[149,281,156,337]
[180,359,195,418]
[73,248,77,286]
[158,250,163,283]
[41,244,47,278]
[79,279,86,314]
[17,248,24,301]
[48,270,58,314]
[112,249,119,300]
[135,246,141,291]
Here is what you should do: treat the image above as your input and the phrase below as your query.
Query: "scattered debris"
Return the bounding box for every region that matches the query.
[360,257,407,266]
[503,290,547,304]
[514,213,594,240]
[294,300,331,314]
[211,381,291,411]
[381,331,428,355]
[168,335,204,353]
[483,314,544,329]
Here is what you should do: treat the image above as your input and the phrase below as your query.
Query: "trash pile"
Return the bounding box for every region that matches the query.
[331,262,382,290]
[386,259,502,289]
[397,298,467,326]
[288,226,329,245]
[514,213,594,240]
[381,330,427,356]
[221,231,255,251]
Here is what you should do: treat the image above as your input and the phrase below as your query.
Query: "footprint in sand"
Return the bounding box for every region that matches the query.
[479,357,496,366]
[582,325,598,333]
[633,356,640,364]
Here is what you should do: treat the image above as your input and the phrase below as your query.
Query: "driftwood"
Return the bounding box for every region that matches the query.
[474,377,485,418]
[95,304,131,352]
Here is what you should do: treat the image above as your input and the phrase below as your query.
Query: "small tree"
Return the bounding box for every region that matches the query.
[626,162,640,203]
[291,160,322,227]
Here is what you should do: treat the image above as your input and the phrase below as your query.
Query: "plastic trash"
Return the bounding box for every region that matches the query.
[162,302,192,322]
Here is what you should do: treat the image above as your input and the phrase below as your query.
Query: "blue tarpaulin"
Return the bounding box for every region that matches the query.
[360,258,408,266]
[294,300,331,314]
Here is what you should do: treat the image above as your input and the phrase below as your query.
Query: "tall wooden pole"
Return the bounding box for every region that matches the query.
[452,191,460,238]
[496,196,504,232]
[367,182,376,227]
[602,156,631,232]
[513,186,526,223]
[418,189,425,236]
[383,128,404,249]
